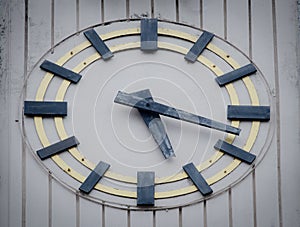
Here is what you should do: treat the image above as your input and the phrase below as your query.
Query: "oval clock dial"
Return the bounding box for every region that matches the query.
[22,19,273,208]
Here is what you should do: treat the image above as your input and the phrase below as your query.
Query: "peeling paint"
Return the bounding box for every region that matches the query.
[0,2,9,99]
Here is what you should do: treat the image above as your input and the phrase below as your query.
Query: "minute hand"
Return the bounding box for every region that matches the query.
[114,91,241,135]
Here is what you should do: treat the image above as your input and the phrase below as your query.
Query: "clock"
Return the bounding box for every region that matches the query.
[22,19,273,208]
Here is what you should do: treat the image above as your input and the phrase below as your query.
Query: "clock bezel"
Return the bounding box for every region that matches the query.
[21,19,274,208]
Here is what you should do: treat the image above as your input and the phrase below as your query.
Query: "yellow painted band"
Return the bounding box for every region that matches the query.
[51,41,240,185]
[206,43,260,184]
[33,27,260,199]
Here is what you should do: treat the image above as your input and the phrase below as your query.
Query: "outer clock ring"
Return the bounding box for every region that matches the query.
[23,20,272,205]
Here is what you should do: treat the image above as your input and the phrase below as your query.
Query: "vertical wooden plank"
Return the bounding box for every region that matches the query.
[7,1,25,226]
[80,198,102,226]
[129,0,151,18]
[231,176,254,227]
[52,180,77,227]
[26,157,49,227]
[26,1,51,226]
[182,203,204,227]
[251,0,279,226]
[179,0,201,27]
[105,206,128,226]
[226,0,249,54]
[226,1,254,226]
[0,1,10,226]
[276,0,300,226]
[254,143,279,227]
[28,0,51,69]
[201,3,227,226]
[103,0,126,22]
[154,0,176,21]
[206,193,229,227]
[78,0,101,30]
[251,0,275,89]
[156,209,179,227]
[54,0,77,44]
[131,210,153,227]
[202,0,224,37]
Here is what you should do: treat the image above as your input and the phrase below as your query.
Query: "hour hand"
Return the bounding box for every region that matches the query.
[114,91,241,135]
[128,90,175,159]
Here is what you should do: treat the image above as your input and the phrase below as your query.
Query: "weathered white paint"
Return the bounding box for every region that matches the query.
[0,0,299,226]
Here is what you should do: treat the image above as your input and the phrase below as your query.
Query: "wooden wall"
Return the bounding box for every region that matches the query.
[0,0,299,226]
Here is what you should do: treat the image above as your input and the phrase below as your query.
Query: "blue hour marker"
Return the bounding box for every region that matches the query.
[24,101,67,117]
[227,105,270,121]
[84,29,113,60]
[184,31,214,63]
[137,171,155,206]
[214,139,256,164]
[37,136,79,160]
[79,161,110,194]
[40,60,82,83]
[140,18,158,51]
[183,162,213,196]
[215,64,257,86]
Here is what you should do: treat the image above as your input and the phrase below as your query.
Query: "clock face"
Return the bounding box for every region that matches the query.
[22,19,273,208]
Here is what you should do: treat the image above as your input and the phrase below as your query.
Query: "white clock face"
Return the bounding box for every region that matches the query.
[22,19,273,208]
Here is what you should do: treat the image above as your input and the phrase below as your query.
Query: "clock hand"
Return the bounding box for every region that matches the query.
[128,89,175,159]
[114,91,241,135]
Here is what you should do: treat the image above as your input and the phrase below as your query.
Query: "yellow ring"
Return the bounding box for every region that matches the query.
[33,28,260,198]
[52,41,240,185]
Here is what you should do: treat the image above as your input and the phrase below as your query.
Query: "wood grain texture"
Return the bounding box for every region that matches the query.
[0,0,10,226]
[154,0,176,21]
[251,0,280,226]
[129,0,151,18]
[103,0,126,21]
[78,0,101,30]
[52,181,76,227]
[5,1,26,227]
[1,0,299,226]
[179,0,201,27]
[275,0,300,226]
[202,0,224,37]
[54,0,77,43]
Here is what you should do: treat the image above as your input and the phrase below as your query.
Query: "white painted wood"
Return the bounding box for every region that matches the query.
[1,0,300,226]
[103,0,126,22]
[251,0,280,226]
[225,2,254,226]
[79,0,101,30]
[226,0,249,55]
[0,1,10,226]
[80,198,102,227]
[182,203,204,227]
[28,0,52,70]
[6,1,25,226]
[232,175,254,227]
[156,209,179,227]
[179,0,201,27]
[54,0,77,44]
[251,0,276,89]
[206,192,229,227]
[105,206,128,227]
[25,156,49,227]
[255,142,280,227]
[26,1,52,226]
[154,0,176,21]
[276,0,300,226]
[129,0,151,18]
[52,180,77,227]
[130,210,153,227]
[202,0,224,37]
